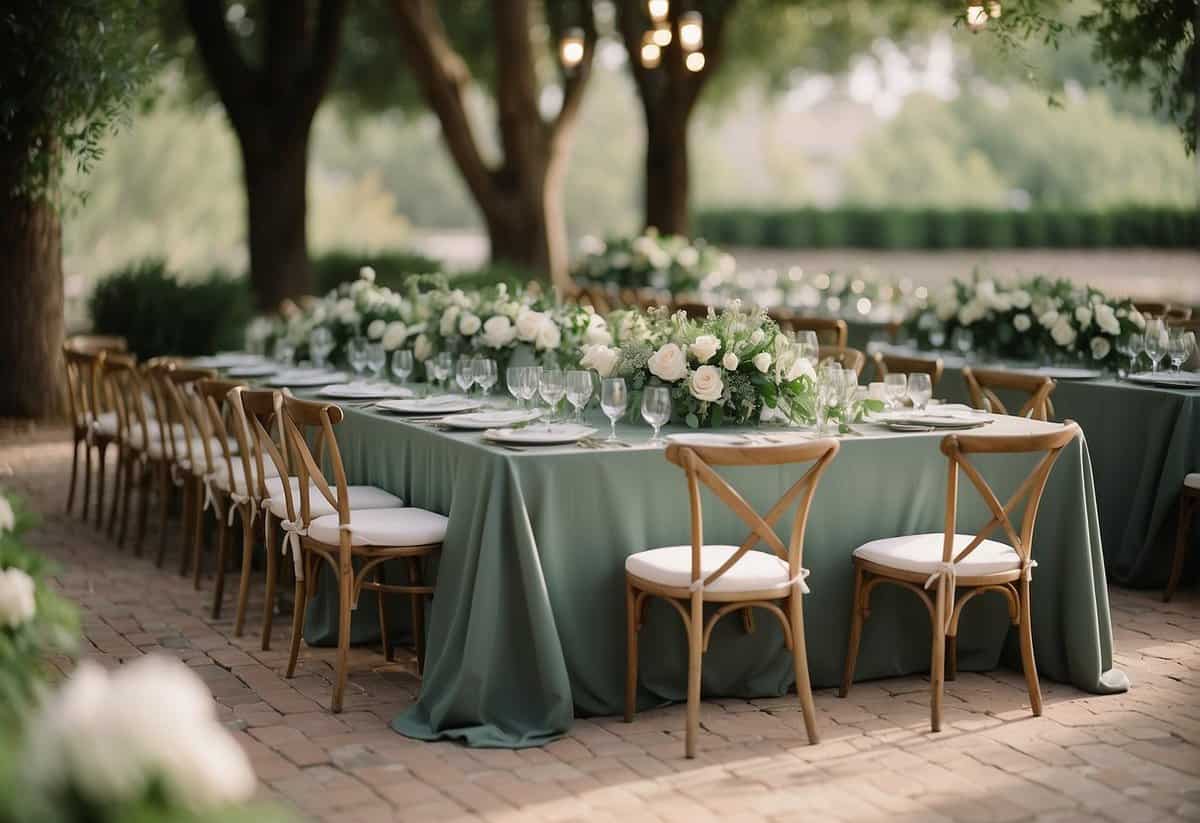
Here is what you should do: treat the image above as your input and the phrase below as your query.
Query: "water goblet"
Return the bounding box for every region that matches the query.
[1166,328,1189,373]
[455,358,476,395]
[364,342,386,383]
[1145,318,1167,372]
[518,366,542,413]
[390,349,413,384]
[346,337,367,384]
[884,373,907,408]
[565,370,593,423]
[641,385,672,445]
[475,359,498,399]
[308,327,334,370]
[907,372,933,411]
[795,330,819,366]
[1128,333,1146,374]
[506,366,524,408]
[600,378,628,442]
[433,352,455,393]
[539,368,565,427]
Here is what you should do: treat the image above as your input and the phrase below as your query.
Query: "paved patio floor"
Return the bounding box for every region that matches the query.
[4,423,1199,823]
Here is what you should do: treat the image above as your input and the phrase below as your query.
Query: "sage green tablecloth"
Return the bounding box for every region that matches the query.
[301,402,1126,748]
[866,354,1200,588]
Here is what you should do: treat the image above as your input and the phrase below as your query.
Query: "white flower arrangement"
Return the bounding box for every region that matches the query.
[572,228,730,294]
[0,567,35,629]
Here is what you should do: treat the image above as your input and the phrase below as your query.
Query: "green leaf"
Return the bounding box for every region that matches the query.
[685,412,699,429]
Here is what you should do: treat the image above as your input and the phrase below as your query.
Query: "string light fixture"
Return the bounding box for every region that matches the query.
[640,2,705,73]
[679,11,703,51]
[559,27,585,70]
[647,0,669,22]
[640,31,662,69]
[966,2,1000,32]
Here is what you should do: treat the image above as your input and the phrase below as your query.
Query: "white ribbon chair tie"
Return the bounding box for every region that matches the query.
[688,566,811,595]
[279,519,309,581]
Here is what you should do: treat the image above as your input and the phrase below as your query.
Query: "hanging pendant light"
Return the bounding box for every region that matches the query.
[640,31,662,68]
[679,11,703,52]
[647,0,669,23]
[685,51,705,72]
[559,28,585,69]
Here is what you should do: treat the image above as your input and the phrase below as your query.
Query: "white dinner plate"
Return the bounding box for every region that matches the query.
[190,353,265,369]
[1126,371,1200,389]
[374,396,482,415]
[885,413,992,430]
[226,364,278,378]
[483,424,597,445]
[1032,367,1103,380]
[266,370,346,387]
[666,432,815,447]
[440,409,542,430]
[318,383,414,400]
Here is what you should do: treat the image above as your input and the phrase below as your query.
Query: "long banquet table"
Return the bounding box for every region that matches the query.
[297,395,1128,748]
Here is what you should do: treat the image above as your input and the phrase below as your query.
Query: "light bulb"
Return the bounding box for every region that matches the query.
[640,36,661,69]
[685,51,705,72]
[966,5,988,30]
[652,23,671,47]
[987,1,1002,17]
[647,0,668,22]
[679,11,702,51]
[559,28,585,68]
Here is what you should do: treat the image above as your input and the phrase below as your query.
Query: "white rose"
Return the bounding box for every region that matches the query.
[750,329,765,346]
[584,314,613,346]
[935,289,959,321]
[0,567,36,628]
[413,334,433,362]
[366,319,386,340]
[0,495,13,534]
[482,315,517,349]
[976,280,996,300]
[689,365,724,403]
[689,334,720,364]
[677,246,700,267]
[1090,336,1112,360]
[440,306,461,336]
[359,266,376,282]
[534,319,561,351]
[1039,310,1060,329]
[458,313,481,336]
[1013,313,1032,332]
[1095,304,1120,336]
[753,352,772,373]
[647,343,688,382]
[382,321,408,351]
[580,344,620,378]
[1050,316,1077,348]
[1074,306,1093,330]
[721,352,739,371]
[335,298,357,324]
[786,354,816,383]
[1130,309,1146,330]
[516,308,545,342]
[1011,290,1032,309]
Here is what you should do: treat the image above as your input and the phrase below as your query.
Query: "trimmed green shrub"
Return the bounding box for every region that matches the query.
[449,262,541,292]
[89,260,252,358]
[312,249,442,294]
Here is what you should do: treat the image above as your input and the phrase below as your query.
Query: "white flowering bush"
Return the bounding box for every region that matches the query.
[903,273,1145,365]
[573,229,733,294]
[582,301,817,428]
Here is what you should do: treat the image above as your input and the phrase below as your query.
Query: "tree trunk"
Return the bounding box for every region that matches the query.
[644,107,692,236]
[240,125,313,311]
[0,145,64,419]
[483,152,571,290]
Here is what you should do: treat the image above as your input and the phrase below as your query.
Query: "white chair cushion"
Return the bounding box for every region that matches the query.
[128,422,185,451]
[853,533,1022,577]
[211,460,281,495]
[146,436,237,462]
[91,411,119,437]
[1186,473,1200,491]
[265,481,402,520]
[625,545,794,594]
[306,508,447,547]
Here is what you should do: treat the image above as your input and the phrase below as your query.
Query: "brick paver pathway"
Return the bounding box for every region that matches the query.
[4,424,1199,823]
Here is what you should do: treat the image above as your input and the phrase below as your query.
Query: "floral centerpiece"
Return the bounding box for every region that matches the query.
[580,301,817,428]
[573,229,734,295]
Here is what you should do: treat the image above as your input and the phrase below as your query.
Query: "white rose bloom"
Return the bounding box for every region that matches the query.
[458,313,482,337]
[753,352,772,373]
[413,334,433,362]
[1039,310,1060,329]
[786,354,816,382]
[584,314,613,346]
[579,235,605,256]
[1013,313,1032,332]
[0,567,36,628]
[1090,337,1112,360]
[1050,316,1077,348]
[440,306,461,336]
[0,495,13,534]
[335,298,357,324]
[1011,290,1032,309]
[934,289,959,321]
[382,321,408,351]
[1074,306,1093,330]
[366,319,386,340]
[689,365,724,403]
[750,329,765,346]
[689,334,720,364]
[1130,309,1146,330]
[990,293,1012,312]
[580,344,620,378]
[721,352,739,371]
[515,308,545,342]
[534,319,561,351]
[482,315,517,349]
[647,343,688,382]
[1094,304,1120,336]
[976,280,996,301]
[359,266,376,282]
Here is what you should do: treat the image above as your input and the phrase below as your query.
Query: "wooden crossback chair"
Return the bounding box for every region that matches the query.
[1133,301,1168,317]
[65,334,127,354]
[93,352,142,542]
[272,395,447,712]
[817,345,866,376]
[872,352,945,388]
[1166,474,1200,602]
[1166,306,1193,322]
[673,300,713,320]
[62,346,112,522]
[575,284,614,315]
[841,422,1080,732]
[782,315,848,350]
[625,438,841,757]
[962,367,1056,421]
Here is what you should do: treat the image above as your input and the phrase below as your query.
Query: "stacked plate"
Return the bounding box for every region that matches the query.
[265,369,346,387]
[483,423,597,446]
[871,406,991,432]
[318,383,414,400]
[190,352,267,370]
[1126,371,1200,389]
[375,396,482,415]
[440,409,541,430]
[226,363,278,378]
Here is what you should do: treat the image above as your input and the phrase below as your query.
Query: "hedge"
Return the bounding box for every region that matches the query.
[694,206,1199,250]
[312,249,442,294]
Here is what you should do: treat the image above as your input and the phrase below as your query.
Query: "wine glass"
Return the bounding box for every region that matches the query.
[839,369,860,417]
[795,330,819,366]
[539,368,565,427]
[1166,328,1193,373]
[884,373,907,409]
[908,372,932,411]
[347,337,367,384]
[455,358,476,395]
[1145,318,1168,372]
[390,349,413,384]
[951,327,974,358]
[308,327,334,369]
[506,366,525,408]
[600,378,628,442]
[641,385,672,445]
[364,342,386,383]
[518,365,542,413]
[565,370,593,423]
[475,358,498,399]
[433,352,455,394]
[1128,333,1146,374]
[1114,336,1133,379]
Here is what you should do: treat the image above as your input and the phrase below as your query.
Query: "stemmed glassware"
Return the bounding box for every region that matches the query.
[641,386,671,445]
[538,368,565,428]
[951,327,974,358]
[1128,333,1146,374]
[1144,318,1167,373]
[273,339,296,369]
[600,378,627,442]
[795,330,819,366]
[517,366,542,413]
[455,358,476,395]
[565,370,593,422]
[907,373,932,411]
[506,366,524,408]
[364,342,386,383]
[475,359,498,400]
[308,327,334,370]
[347,337,367,384]
[816,363,841,435]
[432,352,455,393]
[883,373,907,409]
[390,350,413,384]
[1166,328,1194,373]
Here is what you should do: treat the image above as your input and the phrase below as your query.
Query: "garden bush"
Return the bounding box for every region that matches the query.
[89,260,252,358]
[312,249,442,294]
